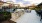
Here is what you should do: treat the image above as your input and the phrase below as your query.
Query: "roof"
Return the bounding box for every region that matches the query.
[0,1,6,3]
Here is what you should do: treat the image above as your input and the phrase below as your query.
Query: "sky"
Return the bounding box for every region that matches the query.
[2,0,42,6]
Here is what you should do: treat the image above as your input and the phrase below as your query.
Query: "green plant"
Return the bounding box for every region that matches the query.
[0,11,11,22]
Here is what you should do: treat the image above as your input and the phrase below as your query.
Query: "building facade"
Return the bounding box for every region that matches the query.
[0,0,6,9]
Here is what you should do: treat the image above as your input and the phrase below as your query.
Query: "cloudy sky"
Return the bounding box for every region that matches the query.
[2,0,42,5]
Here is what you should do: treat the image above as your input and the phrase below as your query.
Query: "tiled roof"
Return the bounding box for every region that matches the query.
[0,1,6,3]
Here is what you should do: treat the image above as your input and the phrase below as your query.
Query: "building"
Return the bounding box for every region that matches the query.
[29,4,36,9]
[14,4,20,8]
[2,0,15,9]
[0,0,6,9]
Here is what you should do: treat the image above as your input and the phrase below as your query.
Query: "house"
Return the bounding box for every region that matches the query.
[0,0,6,9]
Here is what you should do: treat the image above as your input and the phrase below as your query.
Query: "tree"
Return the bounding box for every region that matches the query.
[35,2,42,10]
[37,2,42,9]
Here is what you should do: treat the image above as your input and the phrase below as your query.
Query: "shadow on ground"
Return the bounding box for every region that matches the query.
[1,20,16,23]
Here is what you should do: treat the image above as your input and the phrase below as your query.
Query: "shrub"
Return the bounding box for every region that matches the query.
[0,11,11,22]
